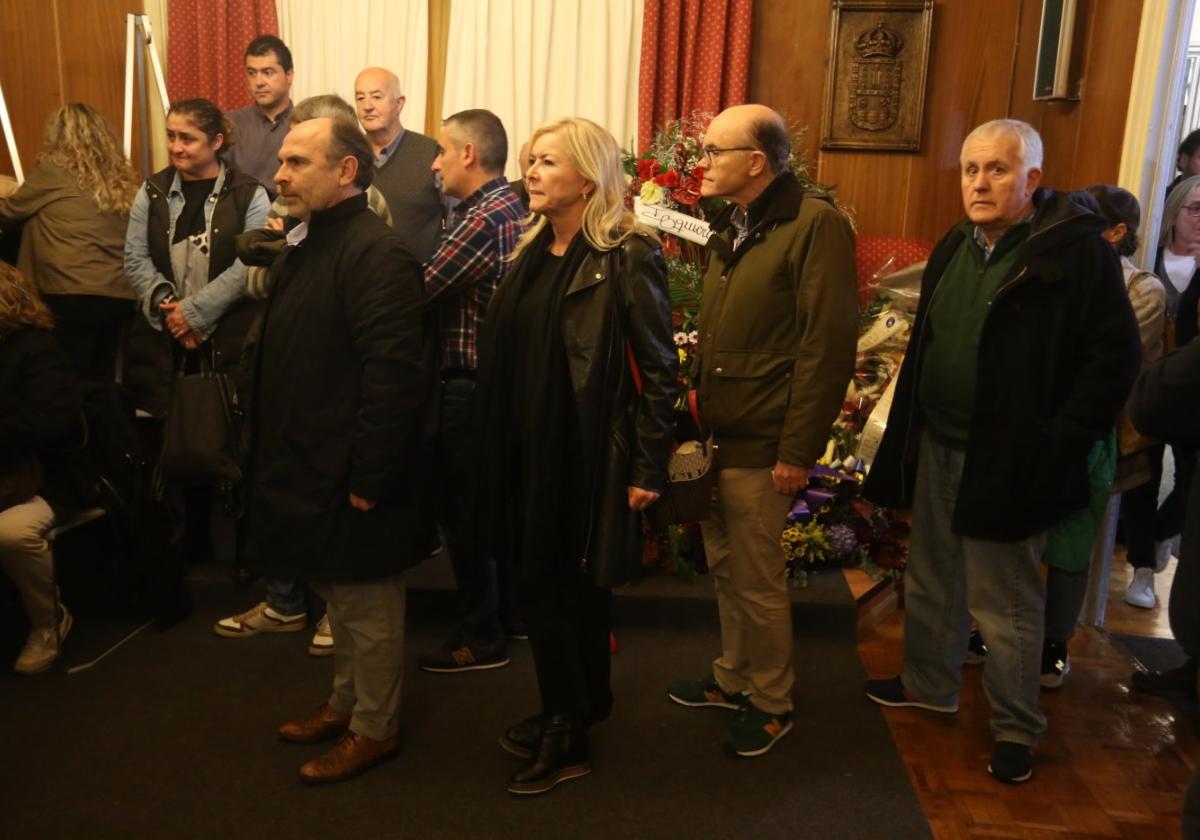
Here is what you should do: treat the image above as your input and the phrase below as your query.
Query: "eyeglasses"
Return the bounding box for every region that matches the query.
[1183,202,1200,218]
[699,145,757,162]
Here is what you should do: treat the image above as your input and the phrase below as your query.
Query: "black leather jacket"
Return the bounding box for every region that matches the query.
[561,233,679,586]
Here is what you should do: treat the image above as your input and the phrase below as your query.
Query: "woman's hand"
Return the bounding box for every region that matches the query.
[160,300,194,340]
[627,486,660,511]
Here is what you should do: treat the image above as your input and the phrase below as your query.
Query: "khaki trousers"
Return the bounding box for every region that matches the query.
[701,467,795,715]
[0,496,57,630]
[309,574,406,741]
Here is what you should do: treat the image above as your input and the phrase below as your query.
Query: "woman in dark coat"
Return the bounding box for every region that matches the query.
[477,116,679,795]
[0,262,81,674]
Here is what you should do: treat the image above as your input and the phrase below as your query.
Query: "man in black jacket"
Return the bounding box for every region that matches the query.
[246,115,429,784]
[862,119,1140,784]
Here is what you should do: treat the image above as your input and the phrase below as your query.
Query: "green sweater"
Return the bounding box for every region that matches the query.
[918,221,1030,445]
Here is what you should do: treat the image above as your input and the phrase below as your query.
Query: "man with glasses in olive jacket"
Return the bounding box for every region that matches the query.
[666,104,858,758]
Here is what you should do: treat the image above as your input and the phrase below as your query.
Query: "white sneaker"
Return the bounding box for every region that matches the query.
[308,613,334,657]
[214,601,306,637]
[15,606,72,675]
[1154,540,1175,573]
[1124,568,1157,609]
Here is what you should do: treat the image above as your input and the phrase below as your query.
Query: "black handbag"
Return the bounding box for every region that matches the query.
[157,350,243,490]
[626,345,715,528]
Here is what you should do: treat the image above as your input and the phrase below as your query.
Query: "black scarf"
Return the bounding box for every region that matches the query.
[476,226,592,577]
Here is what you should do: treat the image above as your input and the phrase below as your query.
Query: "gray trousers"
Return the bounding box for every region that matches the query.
[901,433,1048,745]
[309,574,406,741]
[0,496,57,630]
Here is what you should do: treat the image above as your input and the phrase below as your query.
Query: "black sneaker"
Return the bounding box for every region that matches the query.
[666,675,749,710]
[1040,639,1070,690]
[864,675,958,713]
[988,740,1034,783]
[965,628,988,665]
[1130,657,1198,701]
[418,638,510,673]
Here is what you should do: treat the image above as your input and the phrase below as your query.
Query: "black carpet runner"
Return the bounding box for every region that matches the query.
[1,557,929,839]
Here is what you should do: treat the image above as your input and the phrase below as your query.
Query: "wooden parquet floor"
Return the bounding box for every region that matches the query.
[855,556,1198,839]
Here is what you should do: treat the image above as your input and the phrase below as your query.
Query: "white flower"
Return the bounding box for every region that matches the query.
[640,181,664,205]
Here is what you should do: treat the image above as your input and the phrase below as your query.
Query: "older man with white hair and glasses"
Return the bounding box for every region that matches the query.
[862,119,1141,783]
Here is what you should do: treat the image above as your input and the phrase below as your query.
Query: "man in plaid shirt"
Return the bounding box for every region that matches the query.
[418,109,527,673]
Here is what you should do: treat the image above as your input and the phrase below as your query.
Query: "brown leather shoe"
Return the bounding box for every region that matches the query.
[278,704,351,744]
[298,731,399,784]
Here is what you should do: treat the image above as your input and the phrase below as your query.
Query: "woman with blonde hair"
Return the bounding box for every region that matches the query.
[0,262,81,674]
[0,103,139,381]
[476,116,679,794]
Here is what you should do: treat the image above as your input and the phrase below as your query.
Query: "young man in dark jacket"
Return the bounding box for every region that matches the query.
[862,119,1140,784]
[246,115,430,784]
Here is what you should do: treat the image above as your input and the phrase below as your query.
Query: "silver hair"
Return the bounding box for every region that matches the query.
[960,119,1044,171]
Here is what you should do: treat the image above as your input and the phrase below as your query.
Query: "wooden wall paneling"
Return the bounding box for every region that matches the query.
[900,0,1024,242]
[819,153,913,237]
[0,0,66,178]
[749,0,828,175]
[1066,0,1143,188]
[1010,0,1085,190]
[58,0,147,172]
[1010,0,1142,191]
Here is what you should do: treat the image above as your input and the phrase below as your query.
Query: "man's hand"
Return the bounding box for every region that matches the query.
[771,461,808,496]
[266,216,285,232]
[627,486,661,512]
[349,493,376,512]
[160,300,195,341]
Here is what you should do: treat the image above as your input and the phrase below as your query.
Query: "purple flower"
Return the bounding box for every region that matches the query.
[829,523,858,557]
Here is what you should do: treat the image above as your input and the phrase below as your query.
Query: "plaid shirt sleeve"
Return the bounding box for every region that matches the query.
[424,211,498,306]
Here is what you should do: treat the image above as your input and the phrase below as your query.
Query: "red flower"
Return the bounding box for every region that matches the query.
[671,188,701,207]
[662,236,681,257]
[636,159,659,182]
[653,169,681,188]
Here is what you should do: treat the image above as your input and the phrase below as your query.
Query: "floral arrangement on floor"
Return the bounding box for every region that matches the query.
[625,113,907,586]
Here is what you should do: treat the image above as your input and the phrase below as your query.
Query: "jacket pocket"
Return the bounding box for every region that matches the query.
[703,350,794,436]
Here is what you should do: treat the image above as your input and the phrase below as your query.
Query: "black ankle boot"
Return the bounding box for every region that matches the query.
[507,714,591,795]
[500,714,544,759]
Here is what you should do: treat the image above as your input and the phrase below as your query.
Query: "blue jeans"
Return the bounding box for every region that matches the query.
[265,576,306,616]
[901,432,1048,745]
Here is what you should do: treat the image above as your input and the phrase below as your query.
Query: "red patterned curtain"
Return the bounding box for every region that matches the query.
[167,0,279,110]
[637,0,753,151]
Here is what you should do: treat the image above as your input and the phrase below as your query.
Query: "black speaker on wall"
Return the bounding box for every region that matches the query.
[1033,0,1081,101]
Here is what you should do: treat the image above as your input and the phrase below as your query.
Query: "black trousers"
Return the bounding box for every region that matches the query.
[437,377,504,644]
[42,294,133,383]
[1122,443,1195,568]
[519,570,612,724]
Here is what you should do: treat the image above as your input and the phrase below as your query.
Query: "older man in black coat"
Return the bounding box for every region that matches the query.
[246,115,429,784]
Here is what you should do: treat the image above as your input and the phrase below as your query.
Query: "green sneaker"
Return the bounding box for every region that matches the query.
[723,704,793,757]
[667,676,748,710]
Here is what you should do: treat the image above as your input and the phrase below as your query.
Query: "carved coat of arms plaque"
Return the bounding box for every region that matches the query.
[822,0,933,151]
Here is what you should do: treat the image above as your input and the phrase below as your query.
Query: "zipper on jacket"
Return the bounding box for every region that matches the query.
[989,214,1077,305]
